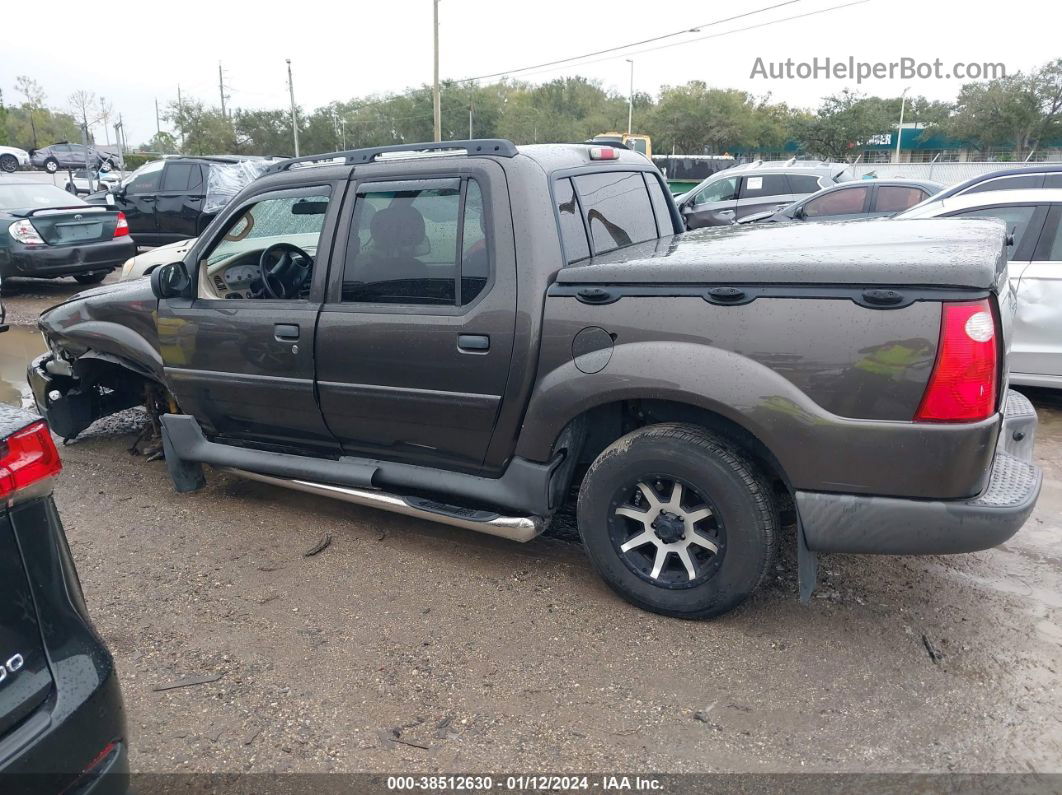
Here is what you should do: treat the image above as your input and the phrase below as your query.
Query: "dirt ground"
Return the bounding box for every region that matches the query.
[2,275,1060,774]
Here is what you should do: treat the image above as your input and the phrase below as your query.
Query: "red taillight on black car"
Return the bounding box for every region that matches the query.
[915,299,999,423]
[0,421,63,502]
[113,212,129,238]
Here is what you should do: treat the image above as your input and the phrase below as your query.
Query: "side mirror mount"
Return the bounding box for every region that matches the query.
[792,205,806,220]
[151,262,192,300]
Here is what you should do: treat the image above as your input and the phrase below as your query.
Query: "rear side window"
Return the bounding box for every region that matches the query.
[874,185,928,214]
[643,173,675,236]
[964,175,1044,194]
[788,174,824,193]
[573,171,657,255]
[948,205,1038,257]
[739,174,790,199]
[803,186,870,218]
[1044,174,1062,189]
[555,178,590,263]
[161,163,203,192]
[342,177,487,306]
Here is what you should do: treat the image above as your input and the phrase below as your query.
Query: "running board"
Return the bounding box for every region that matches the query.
[221,468,546,543]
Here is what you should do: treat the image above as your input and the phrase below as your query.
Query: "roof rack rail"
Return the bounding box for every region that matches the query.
[266,139,519,174]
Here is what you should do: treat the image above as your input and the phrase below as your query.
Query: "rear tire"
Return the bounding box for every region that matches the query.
[43,157,59,174]
[576,423,777,619]
[0,154,17,173]
[74,271,108,285]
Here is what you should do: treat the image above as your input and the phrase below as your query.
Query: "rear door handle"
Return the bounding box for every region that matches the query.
[274,323,300,341]
[457,334,490,352]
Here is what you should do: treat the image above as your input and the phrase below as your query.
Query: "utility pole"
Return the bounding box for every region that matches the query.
[626,59,634,135]
[894,86,910,164]
[432,0,441,142]
[218,62,228,119]
[155,98,161,135]
[177,84,185,149]
[468,83,474,140]
[286,59,300,157]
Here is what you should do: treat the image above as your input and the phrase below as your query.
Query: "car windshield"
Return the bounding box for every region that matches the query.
[0,184,87,210]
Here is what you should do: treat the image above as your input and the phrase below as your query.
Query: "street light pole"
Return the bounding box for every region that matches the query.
[894,86,910,165]
[287,58,300,157]
[626,59,634,135]
[433,0,441,142]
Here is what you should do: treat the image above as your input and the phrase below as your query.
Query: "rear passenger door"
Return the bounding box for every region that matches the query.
[735,174,796,222]
[315,162,518,472]
[156,162,206,243]
[1012,205,1062,378]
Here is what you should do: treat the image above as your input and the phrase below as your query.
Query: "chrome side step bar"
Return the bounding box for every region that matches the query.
[221,468,546,543]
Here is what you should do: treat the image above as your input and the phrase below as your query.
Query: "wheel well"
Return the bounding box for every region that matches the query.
[557,399,794,511]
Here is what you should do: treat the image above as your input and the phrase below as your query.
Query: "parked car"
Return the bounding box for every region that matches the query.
[0,397,129,793]
[738,179,943,224]
[29,139,1041,620]
[898,188,1062,389]
[89,156,277,247]
[0,146,31,173]
[119,237,195,281]
[64,168,123,197]
[0,182,134,284]
[911,163,1062,207]
[29,143,115,175]
[675,161,853,228]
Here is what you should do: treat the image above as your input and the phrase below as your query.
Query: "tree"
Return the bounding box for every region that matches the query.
[15,76,47,149]
[796,90,896,161]
[68,89,103,143]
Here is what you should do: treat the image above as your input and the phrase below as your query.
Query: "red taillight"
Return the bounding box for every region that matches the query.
[113,211,129,238]
[0,421,62,501]
[915,299,998,423]
[589,146,619,161]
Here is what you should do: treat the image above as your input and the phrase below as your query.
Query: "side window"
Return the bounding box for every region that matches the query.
[342,178,486,306]
[948,205,1038,257]
[965,175,1044,194]
[1034,208,1062,261]
[124,160,165,195]
[739,174,790,199]
[199,190,331,300]
[1044,175,1062,189]
[555,178,590,263]
[161,163,197,192]
[803,186,870,218]
[874,186,928,214]
[573,171,657,256]
[789,174,824,193]
[693,177,737,205]
[643,173,675,237]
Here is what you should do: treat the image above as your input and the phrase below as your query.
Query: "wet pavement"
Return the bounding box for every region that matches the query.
[1,277,1059,773]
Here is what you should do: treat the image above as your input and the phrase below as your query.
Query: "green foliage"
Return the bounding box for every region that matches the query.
[0,75,80,150]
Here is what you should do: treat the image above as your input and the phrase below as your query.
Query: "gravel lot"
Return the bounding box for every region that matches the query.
[1,274,1060,775]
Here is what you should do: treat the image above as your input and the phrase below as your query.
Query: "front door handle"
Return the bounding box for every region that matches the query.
[274,323,300,341]
[457,334,490,352]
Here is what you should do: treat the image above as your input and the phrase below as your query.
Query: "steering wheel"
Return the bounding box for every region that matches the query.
[258,242,312,300]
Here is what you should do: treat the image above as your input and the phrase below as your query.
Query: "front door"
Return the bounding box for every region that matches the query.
[1013,205,1062,378]
[155,162,206,243]
[315,164,517,472]
[683,175,739,228]
[157,183,342,453]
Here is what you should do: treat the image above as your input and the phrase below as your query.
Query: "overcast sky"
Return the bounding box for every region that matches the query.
[2,0,1058,146]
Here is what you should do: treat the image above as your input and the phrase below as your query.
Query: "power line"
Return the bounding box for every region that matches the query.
[457,0,807,83]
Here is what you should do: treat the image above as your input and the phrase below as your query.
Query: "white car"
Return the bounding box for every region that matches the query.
[0,146,31,173]
[898,189,1062,388]
[119,238,196,281]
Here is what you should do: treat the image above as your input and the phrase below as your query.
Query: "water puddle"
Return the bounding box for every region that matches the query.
[0,326,47,409]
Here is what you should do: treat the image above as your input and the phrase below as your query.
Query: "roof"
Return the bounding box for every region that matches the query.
[899,188,1062,218]
[555,218,1008,289]
[933,165,1062,201]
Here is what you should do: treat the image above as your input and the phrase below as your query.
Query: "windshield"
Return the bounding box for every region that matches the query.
[0,184,87,210]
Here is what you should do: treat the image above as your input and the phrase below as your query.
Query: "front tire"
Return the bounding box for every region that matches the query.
[74,271,108,285]
[577,423,777,619]
[43,157,59,174]
[0,154,17,173]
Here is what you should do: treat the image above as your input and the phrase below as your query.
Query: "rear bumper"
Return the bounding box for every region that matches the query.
[2,237,135,279]
[797,390,1042,554]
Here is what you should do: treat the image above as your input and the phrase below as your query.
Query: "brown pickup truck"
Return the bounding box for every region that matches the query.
[28,140,1041,619]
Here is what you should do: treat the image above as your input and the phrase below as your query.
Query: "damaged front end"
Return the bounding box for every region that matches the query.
[29,281,166,440]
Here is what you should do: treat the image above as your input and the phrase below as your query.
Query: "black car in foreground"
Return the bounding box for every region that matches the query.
[0,397,128,794]
[0,182,135,284]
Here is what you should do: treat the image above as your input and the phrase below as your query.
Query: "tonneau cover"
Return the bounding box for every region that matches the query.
[556,218,1009,290]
